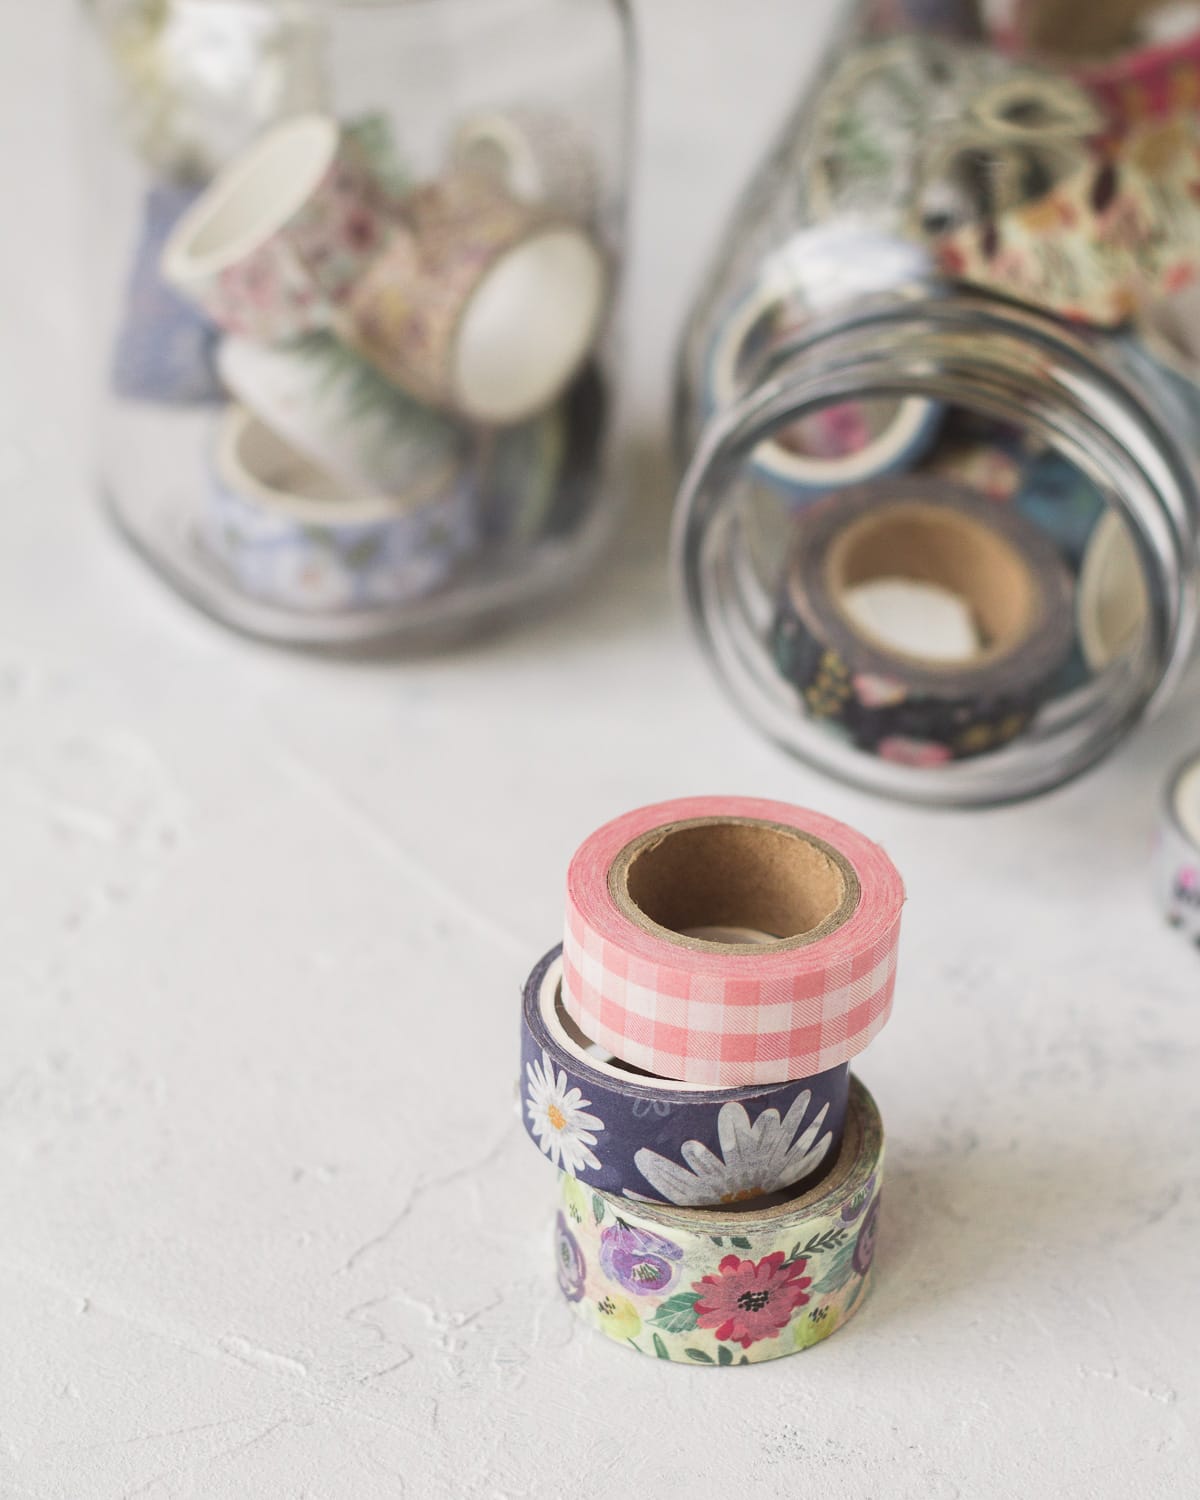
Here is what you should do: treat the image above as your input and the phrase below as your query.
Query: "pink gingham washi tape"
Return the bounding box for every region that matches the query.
[560,796,904,1086]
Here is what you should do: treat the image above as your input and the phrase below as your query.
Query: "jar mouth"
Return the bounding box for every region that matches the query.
[673,290,1200,806]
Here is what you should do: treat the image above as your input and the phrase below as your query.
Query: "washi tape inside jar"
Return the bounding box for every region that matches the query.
[703,273,941,502]
[202,406,475,613]
[561,796,903,1087]
[772,476,1076,762]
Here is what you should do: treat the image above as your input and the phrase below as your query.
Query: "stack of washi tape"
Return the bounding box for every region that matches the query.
[519,795,905,1365]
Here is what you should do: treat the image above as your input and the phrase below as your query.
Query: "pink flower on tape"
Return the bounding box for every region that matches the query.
[877,735,953,768]
[692,1252,812,1349]
[852,672,907,709]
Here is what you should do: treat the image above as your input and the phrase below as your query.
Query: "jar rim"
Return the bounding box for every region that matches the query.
[673,288,1200,806]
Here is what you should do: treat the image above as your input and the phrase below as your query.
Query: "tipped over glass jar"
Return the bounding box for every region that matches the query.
[674,0,1200,805]
[81,0,632,647]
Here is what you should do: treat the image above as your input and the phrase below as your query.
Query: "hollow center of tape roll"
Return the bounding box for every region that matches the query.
[181,115,338,270]
[612,817,859,950]
[827,502,1035,659]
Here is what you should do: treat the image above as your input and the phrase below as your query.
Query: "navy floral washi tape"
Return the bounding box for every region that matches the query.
[519,946,850,1206]
[771,476,1075,764]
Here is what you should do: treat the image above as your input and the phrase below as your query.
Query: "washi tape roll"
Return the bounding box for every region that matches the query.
[345,172,607,425]
[450,106,600,225]
[1077,509,1149,672]
[1078,27,1200,138]
[111,182,222,404]
[561,797,903,1088]
[202,406,476,613]
[161,113,395,342]
[1156,751,1200,948]
[522,946,849,1204]
[936,117,1200,328]
[217,332,465,499]
[703,261,941,503]
[554,1074,883,1364]
[772,477,1076,763]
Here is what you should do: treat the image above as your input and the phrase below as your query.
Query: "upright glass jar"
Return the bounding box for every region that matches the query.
[81,0,632,646]
[675,0,1200,805]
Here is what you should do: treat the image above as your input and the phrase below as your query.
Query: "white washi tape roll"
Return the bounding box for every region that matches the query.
[561,796,904,1087]
[217,332,465,501]
[1156,750,1200,948]
[1077,510,1149,673]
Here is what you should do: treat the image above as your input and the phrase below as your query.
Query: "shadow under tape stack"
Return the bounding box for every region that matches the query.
[519,796,904,1365]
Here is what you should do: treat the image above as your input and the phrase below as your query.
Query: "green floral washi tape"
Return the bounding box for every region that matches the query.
[554,1075,884,1365]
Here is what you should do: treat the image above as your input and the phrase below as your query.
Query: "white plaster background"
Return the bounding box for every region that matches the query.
[2,3,1200,1497]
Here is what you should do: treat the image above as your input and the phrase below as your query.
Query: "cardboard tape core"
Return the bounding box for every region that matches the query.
[611,816,859,951]
[827,501,1035,660]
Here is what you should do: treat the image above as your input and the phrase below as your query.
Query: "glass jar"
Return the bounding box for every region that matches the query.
[81,0,632,647]
[674,1,1200,805]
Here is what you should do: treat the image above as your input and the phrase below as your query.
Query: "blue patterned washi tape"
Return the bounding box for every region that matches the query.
[520,946,850,1207]
[111,183,223,405]
[202,406,478,614]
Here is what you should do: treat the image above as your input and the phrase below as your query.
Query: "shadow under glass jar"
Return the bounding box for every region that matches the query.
[674,8,1200,806]
[81,0,633,647]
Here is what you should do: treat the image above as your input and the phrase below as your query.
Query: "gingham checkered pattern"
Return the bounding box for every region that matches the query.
[562,902,900,1087]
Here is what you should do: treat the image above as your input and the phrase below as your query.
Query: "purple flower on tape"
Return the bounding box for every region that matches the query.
[555,1212,587,1303]
[852,1195,881,1276]
[599,1222,683,1297]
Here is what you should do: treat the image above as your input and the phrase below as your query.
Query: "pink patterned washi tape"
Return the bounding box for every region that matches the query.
[560,797,905,1087]
[161,114,396,343]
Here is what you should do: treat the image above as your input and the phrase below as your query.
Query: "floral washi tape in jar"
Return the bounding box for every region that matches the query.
[771,477,1076,765]
[161,113,396,342]
[202,406,477,614]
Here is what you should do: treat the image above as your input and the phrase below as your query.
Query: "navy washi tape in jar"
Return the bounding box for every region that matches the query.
[772,476,1076,763]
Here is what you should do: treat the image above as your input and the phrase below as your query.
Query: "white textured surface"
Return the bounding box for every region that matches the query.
[4,5,1200,1498]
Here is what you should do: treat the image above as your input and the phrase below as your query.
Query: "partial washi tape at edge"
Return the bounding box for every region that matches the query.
[1157,750,1200,948]
[554,1074,884,1365]
[561,796,904,1087]
[521,946,851,1204]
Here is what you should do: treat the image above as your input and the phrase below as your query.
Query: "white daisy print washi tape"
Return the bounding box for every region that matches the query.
[521,947,849,1204]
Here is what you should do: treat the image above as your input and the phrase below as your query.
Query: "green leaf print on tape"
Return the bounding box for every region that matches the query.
[730,1236,752,1250]
[650,1290,700,1334]
[717,1345,734,1366]
[685,1347,715,1363]
[652,1333,670,1360]
[592,1194,605,1226]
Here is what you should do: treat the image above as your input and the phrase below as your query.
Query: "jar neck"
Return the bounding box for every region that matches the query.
[675,288,1200,717]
